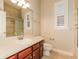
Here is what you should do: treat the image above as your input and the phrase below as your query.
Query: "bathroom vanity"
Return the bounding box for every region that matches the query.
[0,36,44,59]
[7,40,43,59]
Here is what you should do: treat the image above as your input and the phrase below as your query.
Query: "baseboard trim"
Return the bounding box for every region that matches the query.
[53,48,73,56]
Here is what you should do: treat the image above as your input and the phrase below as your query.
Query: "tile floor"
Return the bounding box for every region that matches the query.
[42,51,76,59]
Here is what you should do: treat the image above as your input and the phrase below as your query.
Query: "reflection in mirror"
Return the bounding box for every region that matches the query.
[26,11,32,30]
[22,8,33,35]
[4,1,24,37]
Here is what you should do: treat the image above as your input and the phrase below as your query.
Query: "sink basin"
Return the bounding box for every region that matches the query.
[16,39,32,45]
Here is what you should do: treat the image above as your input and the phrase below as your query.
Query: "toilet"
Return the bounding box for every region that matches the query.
[44,43,52,56]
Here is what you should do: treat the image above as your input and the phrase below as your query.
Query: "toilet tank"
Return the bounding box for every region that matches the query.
[44,43,52,50]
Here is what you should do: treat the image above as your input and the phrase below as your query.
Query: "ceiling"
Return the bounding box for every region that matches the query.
[4,0,21,10]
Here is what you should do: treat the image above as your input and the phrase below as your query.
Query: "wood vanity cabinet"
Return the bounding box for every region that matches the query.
[6,40,44,59]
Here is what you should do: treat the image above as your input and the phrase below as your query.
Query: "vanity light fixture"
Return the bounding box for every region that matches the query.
[11,0,30,8]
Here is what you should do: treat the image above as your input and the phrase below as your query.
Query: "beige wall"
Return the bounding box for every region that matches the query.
[41,0,74,55]
[23,0,41,36]
[72,0,78,58]
[0,0,4,10]
[29,0,41,36]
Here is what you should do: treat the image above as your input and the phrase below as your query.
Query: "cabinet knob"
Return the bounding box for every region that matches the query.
[30,56,32,59]
[33,54,35,56]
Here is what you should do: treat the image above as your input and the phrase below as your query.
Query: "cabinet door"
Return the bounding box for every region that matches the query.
[33,48,40,59]
[24,54,32,59]
[0,11,6,40]
[7,54,17,59]
[40,46,43,58]
[19,47,32,59]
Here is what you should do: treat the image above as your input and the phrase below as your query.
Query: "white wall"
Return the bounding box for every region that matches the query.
[41,0,74,55]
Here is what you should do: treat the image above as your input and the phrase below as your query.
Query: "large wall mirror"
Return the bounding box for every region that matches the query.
[4,0,40,37]
[4,1,24,37]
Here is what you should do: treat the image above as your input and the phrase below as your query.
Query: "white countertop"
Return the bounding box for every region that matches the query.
[0,36,44,59]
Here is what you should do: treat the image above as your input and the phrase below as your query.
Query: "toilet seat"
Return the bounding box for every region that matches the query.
[44,43,52,47]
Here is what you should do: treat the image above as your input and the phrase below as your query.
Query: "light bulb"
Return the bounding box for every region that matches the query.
[22,2,30,8]
[22,1,26,5]
[11,0,17,3]
[19,0,26,5]
[22,5,27,8]
[17,2,22,7]
[26,3,30,8]
[17,0,20,1]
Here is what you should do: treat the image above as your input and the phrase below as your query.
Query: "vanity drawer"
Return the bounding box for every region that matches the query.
[33,43,40,50]
[7,54,17,59]
[18,47,32,59]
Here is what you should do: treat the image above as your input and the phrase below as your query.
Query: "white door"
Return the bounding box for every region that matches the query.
[0,11,6,40]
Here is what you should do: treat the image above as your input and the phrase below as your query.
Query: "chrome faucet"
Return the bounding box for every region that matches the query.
[17,33,24,40]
